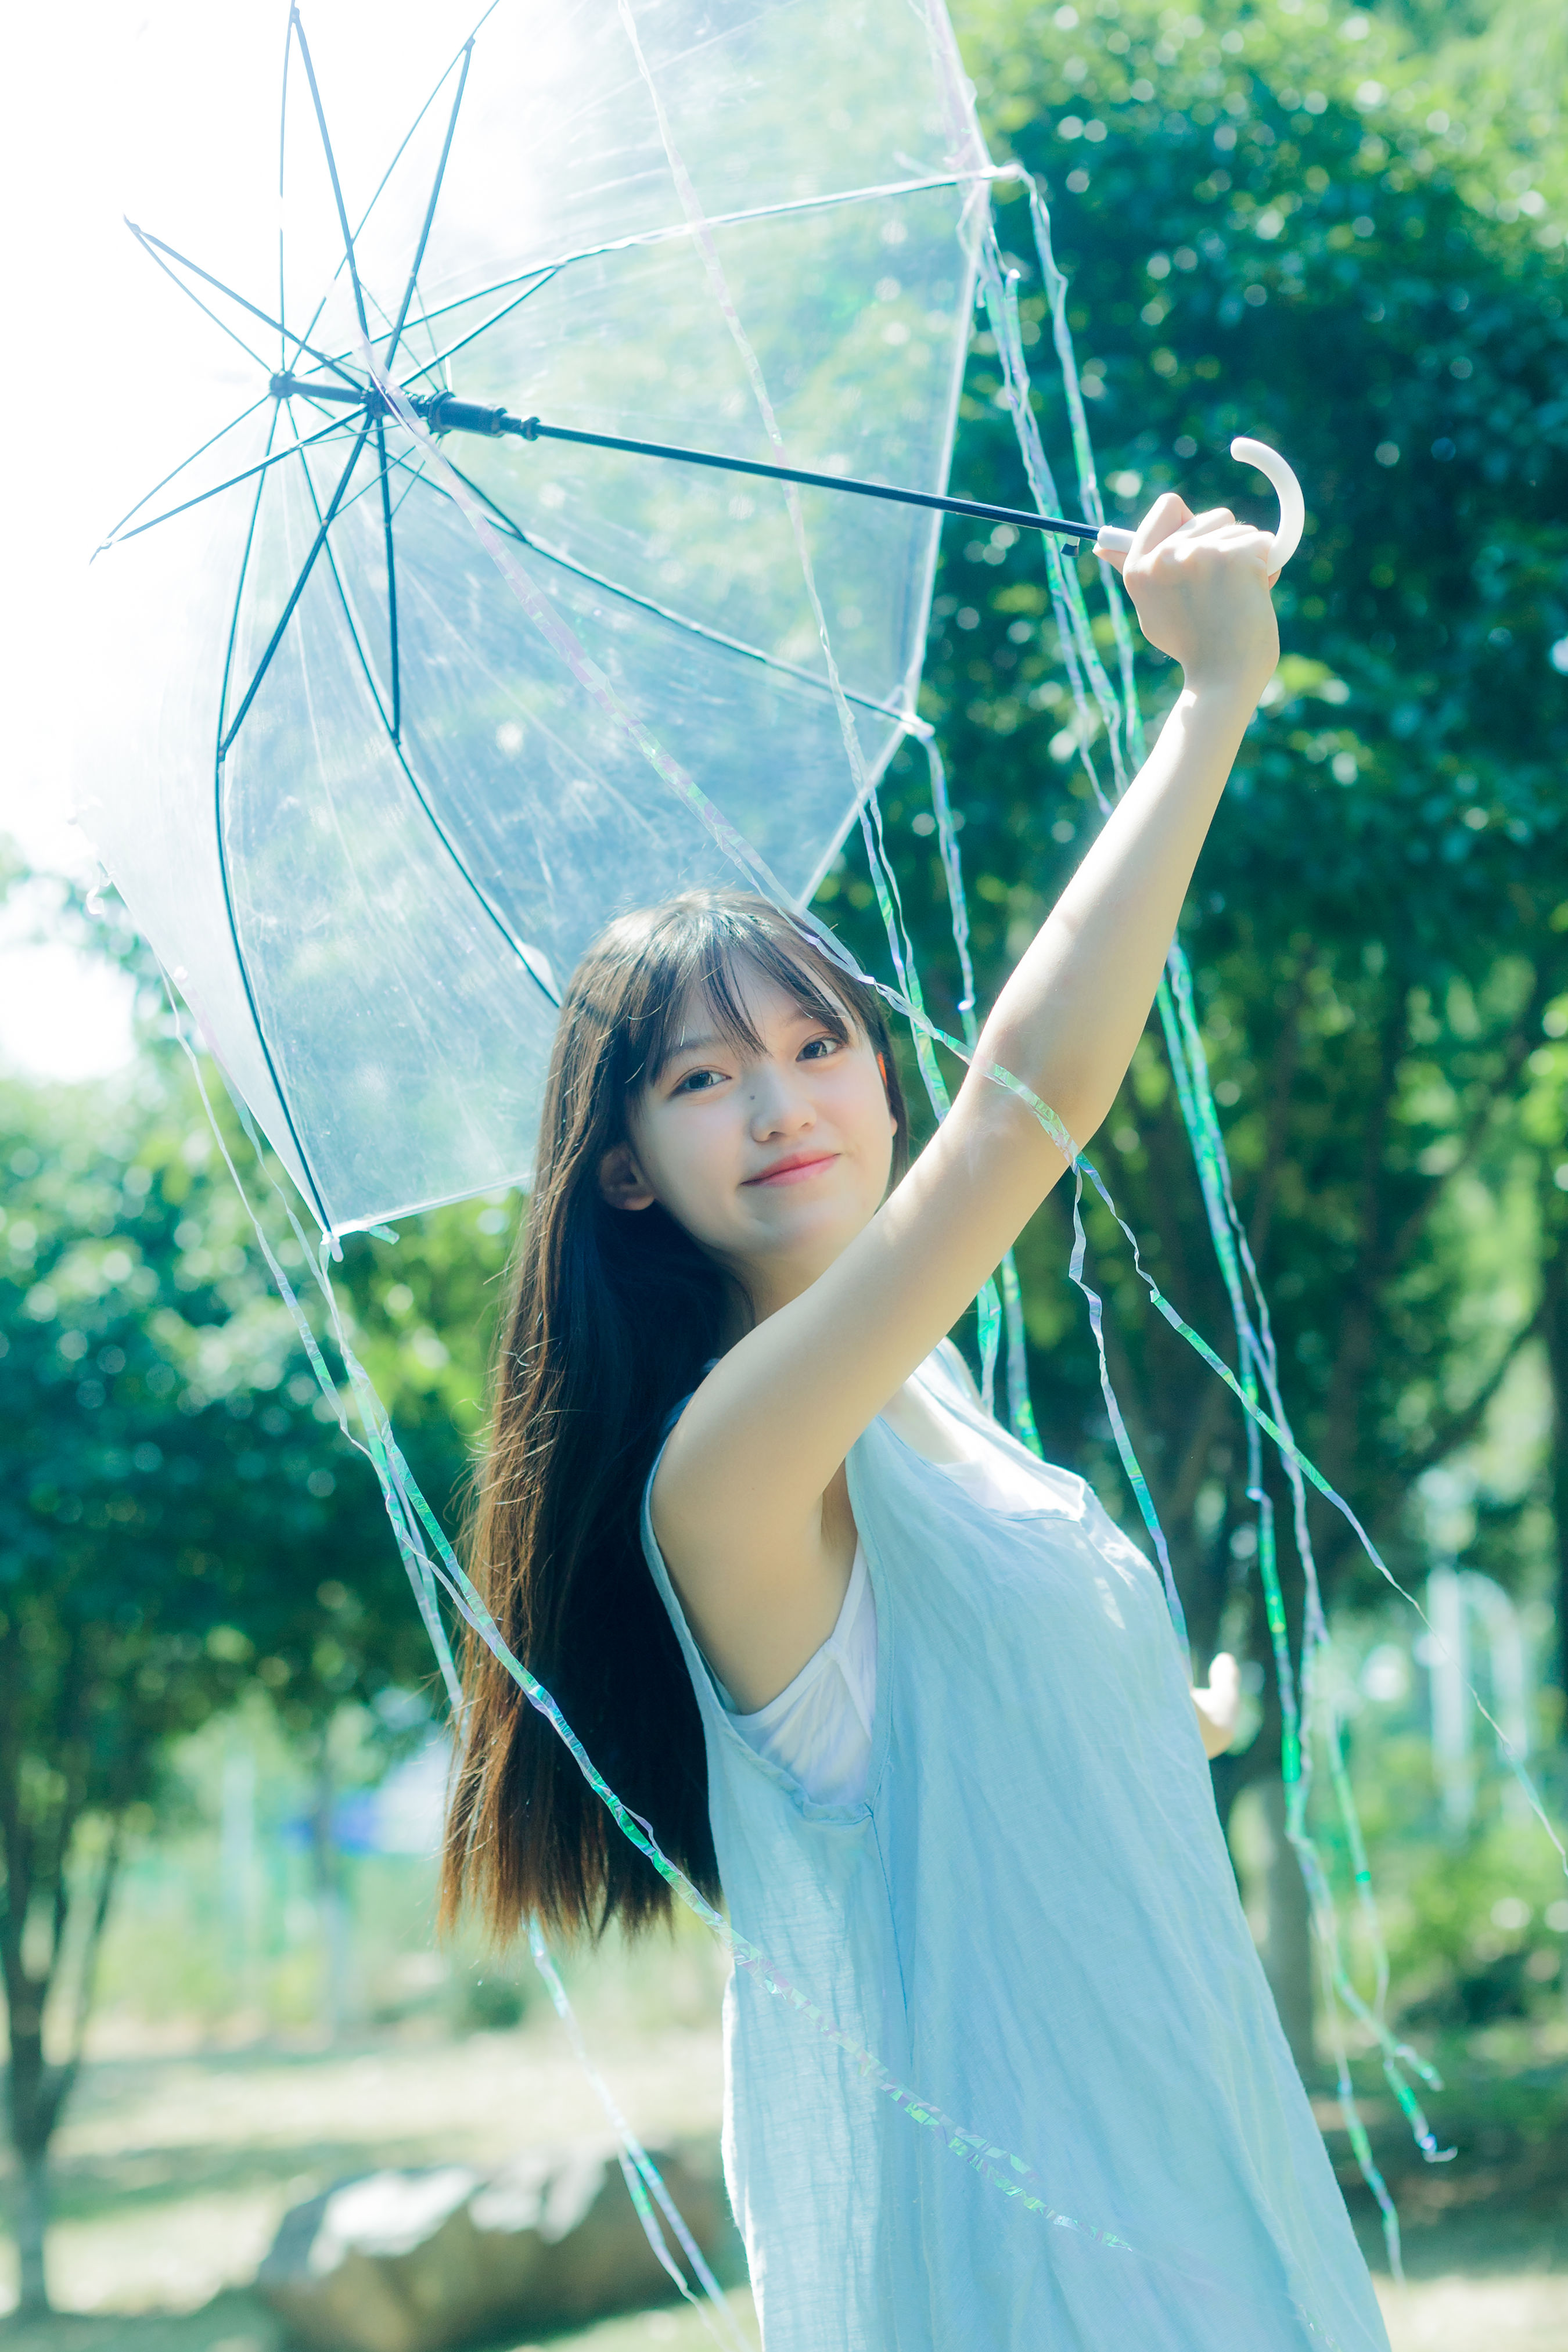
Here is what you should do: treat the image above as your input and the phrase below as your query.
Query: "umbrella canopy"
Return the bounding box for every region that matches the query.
[77,0,999,1238]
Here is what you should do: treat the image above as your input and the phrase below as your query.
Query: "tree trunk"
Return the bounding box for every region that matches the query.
[1258,1775,1315,2078]
[3,1812,125,2315]
[5,2012,58,2318]
[310,1742,354,2043]
[1541,1221,1568,1702]
[13,2146,51,2317]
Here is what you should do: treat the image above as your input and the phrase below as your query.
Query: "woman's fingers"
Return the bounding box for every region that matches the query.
[1095,491,1194,574]
[1210,1653,1242,1715]
[1192,1652,1243,1757]
[1172,505,1237,540]
[1131,520,1276,584]
[1094,498,1281,688]
[1130,490,1195,558]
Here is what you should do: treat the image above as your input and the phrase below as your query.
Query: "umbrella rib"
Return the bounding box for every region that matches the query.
[383,35,474,373]
[285,11,497,377]
[315,509,395,735]
[217,402,285,764]
[430,454,913,722]
[399,168,1002,339]
[323,436,431,531]
[386,448,435,524]
[290,8,372,341]
[124,222,274,375]
[299,456,558,997]
[393,284,454,400]
[277,3,291,370]
[210,406,337,1238]
[372,414,402,739]
[284,168,999,402]
[395,266,563,389]
[100,415,357,552]
[220,418,375,756]
[127,221,361,389]
[96,391,277,551]
[358,6,472,730]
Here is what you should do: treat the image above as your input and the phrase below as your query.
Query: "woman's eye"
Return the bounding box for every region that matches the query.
[674,1067,723,1094]
[799,1034,841,1061]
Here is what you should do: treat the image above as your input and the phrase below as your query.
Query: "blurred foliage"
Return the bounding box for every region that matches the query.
[815,0,1568,1768]
[0,927,522,2286]
[0,1063,395,2221]
[1314,1614,1568,2026]
[3,5,1567,2282]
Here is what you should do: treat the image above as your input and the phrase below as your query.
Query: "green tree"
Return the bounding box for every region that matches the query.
[0,1049,461,2314]
[818,0,1568,2054]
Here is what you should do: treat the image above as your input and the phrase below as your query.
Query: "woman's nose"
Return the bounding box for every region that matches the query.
[747,1065,814,1136]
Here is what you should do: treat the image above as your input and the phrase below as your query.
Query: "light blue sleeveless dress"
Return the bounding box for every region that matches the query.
[642,1344,1388,2351]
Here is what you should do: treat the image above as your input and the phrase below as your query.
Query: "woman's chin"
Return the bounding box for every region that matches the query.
[740,1196,873,1273]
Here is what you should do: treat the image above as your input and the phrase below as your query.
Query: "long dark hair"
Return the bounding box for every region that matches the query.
[441,889,908,1942]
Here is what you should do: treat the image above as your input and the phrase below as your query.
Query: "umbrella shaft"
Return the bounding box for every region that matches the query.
[523,419,1098,542]
[267,376,1099,542]
[271,375,512,436]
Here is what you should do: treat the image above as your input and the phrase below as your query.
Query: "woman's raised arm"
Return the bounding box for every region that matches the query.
[656,494,1280,1693]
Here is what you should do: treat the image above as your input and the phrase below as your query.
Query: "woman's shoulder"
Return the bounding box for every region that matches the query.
[914,1335,983,1414]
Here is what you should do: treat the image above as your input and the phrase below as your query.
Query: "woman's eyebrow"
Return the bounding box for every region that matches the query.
[663,1002,839,1066]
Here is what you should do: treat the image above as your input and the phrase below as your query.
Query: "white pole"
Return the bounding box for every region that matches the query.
[220,1740,259,2017]
[1458,1571,1531,1817]
[1426,1565,1472,1838]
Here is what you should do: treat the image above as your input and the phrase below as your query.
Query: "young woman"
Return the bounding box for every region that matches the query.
[444,494,1390,2350]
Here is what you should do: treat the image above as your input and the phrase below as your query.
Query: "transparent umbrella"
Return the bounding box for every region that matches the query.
[73,0,1063,1240]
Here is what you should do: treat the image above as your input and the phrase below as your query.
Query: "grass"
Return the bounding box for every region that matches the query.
[2,2016,1566,2350]
[0,2286,760,2352]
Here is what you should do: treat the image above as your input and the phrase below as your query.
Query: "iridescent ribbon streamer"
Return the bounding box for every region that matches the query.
[167,993,466,1716]
[856,783,1007,1411]
[362,221,1568,2306]
[177,398,1400,2341]
[964,213,1404,2147]
[147,32,1542,2324]
[169,987,1186,2278]
[1153,952,1452,2217]
[526,1921,750,2351]
[366,354,1568,1858]
[968,158,1470,2257]
[614,0,1013,1409]
[173,945,1341,2329]
[170,995,758,2316]
[918,731,1041,1448]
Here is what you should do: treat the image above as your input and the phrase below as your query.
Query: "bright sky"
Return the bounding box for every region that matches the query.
[0,4,443,1083]
[0,6,242,1078]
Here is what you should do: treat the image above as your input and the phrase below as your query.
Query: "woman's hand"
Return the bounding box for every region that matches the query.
[1098,494,1279,703]
[1192,1652,1242,1759]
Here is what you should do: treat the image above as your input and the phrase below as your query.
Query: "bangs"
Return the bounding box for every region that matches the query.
[628,913,858,1092]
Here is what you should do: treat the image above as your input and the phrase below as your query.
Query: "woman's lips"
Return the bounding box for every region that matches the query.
[743,1151,839,1186]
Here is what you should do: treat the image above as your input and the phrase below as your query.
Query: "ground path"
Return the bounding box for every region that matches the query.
[1,2022,1564,2348]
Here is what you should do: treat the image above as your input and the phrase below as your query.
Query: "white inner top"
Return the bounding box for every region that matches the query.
[717,1378,1053,1805]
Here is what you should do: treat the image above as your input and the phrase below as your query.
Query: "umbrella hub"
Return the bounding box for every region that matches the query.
[269,372,525,440]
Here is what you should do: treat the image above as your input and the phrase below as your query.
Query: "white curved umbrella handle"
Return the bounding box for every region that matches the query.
[1095,436,1304,572]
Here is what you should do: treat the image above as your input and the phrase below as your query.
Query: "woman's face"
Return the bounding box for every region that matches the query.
[599,956,897,1314]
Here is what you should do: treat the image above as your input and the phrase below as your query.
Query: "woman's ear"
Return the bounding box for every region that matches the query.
[598,1140,657,1213]
[876,1052,897,1139]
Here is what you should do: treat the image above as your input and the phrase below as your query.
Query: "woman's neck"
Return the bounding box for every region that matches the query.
[714,1243,837,1341]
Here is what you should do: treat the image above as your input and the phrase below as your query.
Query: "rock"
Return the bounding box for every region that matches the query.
[256,2139,739,2352]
